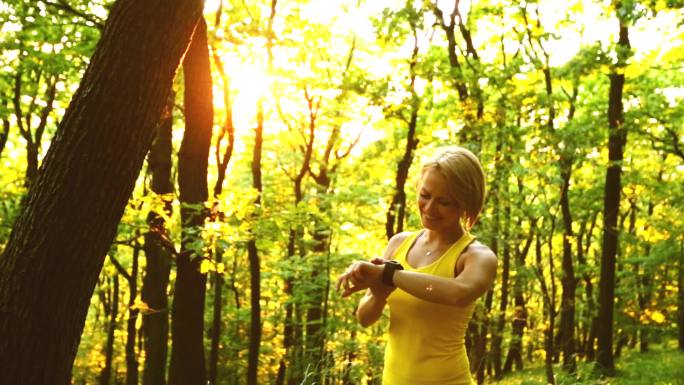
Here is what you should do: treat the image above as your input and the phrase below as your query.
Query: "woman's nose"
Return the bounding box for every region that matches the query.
[424,199,437,212]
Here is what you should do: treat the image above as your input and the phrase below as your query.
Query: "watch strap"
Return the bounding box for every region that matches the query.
[382,260,404,287]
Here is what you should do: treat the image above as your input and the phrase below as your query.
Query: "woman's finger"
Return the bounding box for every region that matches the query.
[370,257,385,265]
[342,285,365,298]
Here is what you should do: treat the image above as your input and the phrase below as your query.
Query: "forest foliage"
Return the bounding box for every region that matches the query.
[0,0,683,384]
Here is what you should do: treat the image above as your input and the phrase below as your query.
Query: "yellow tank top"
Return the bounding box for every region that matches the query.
[383,231,476,385]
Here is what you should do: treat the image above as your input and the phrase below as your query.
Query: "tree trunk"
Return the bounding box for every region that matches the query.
[142,96,175,385]
[535,234,556,385]
[385,33,420,239]
[596,7,630,375]
[208,248,224,385]
[679,239,684,351]
[0,100,9,157]
[637,199,656,353]
[247,102,264,385]
[305,117,357,379]
[473,289,493,385]
[341,328,357,385]
[492,201,510,380]
[433,1,483,148]
[168,16,213,385]
[278,93,316,385]
[385,106,418,239]
[503,221,534,374]
[0,0,202,382]
[100,275,120,385]
[577,212,598,360]
[125,247,140,385]
[559,159,577,372]
[208,34,237,385]
[110,249,142,385]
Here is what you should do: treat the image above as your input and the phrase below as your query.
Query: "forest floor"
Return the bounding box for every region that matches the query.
[490,341,684,385]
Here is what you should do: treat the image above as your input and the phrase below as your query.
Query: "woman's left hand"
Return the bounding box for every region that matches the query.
[336,261,384,297]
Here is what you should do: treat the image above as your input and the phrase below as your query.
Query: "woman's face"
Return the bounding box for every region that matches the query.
[417,168,463,232]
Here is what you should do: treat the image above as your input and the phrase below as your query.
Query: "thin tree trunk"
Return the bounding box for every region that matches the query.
[637,196,657,352]
[385,28,420,239]
[559,159,577,372]
[596,5,630,374]
[341,329,357,385]
[142,95,175,385]
[577,211,598,360]
[100,275,120,385]
[109,250,142,385]
[492,200,510,380]
[208,44,236,385]
[126,247,140,385]
[679,238,684,351]
[13,70,58,187]
[535,234,555,385]
[0,97,9,157]
[305,118,359,379]
[432,0,483,148]
[278,89,316,385]
[247,101,264,385]
[208,250,223,385]
[0,0,202,382]
[503,221,534,374]
[168,16,213,385]
[473,289,493,385]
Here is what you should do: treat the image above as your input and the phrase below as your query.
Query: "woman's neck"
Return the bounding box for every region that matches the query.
[422,225,465,246]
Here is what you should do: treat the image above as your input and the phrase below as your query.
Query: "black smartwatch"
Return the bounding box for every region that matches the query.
[382,260,404,287]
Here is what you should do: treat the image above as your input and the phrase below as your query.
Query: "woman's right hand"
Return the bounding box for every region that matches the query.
[367,258,395,299]
[337,259,394,298]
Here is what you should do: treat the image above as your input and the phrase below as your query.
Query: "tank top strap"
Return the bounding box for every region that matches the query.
[430,232,476,277]
[391,231,421,264]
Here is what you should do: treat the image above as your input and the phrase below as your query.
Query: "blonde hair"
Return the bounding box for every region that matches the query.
[421,146,486,229]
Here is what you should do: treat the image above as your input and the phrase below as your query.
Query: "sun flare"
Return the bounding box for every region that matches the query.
[213,54,274,133]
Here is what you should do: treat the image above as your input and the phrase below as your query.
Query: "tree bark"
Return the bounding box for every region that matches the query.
[305,115,359,380]
[168,16,213,385]
[559,159,577,372]
[110,250,142,385]
[0,0,202,382]
[142,95,175,385]
[247,102,264,385]
[0,97,9,157]
[13,68,58,187]
[535,233,556,385]
[432,0,483,147]
[385,29,420,239]
[576,212,598,360]
[99,274,119,385]
[679,239,684,351]
[126,248,140,385]
[596,6,630,374]
[503,220,534,374]
[473,289,493,384]
[277,89,317,385]
[492,201,510,380]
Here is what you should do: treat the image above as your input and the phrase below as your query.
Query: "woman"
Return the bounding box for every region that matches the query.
[336,146,497,385]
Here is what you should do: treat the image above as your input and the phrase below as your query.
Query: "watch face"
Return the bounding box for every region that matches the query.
[382,260,403,287]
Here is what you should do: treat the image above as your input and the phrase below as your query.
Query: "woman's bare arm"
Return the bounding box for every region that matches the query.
[353,232,410,327]
[392,243,497,307]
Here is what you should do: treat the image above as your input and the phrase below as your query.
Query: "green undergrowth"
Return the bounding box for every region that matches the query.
[490,343,684,385]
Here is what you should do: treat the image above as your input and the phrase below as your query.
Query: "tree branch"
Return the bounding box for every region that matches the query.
[108,254,132,282]
[42,0,105,30]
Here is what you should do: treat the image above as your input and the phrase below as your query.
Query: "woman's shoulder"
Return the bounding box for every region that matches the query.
[384,231,416,260]
[462,240,497,267]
